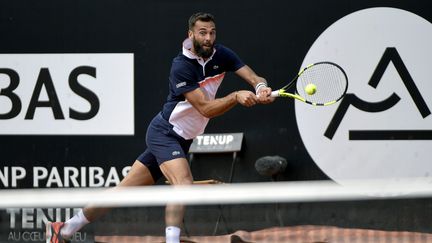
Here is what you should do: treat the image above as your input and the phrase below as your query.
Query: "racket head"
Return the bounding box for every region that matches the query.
[272,62,348,105]
[294,62,348,106]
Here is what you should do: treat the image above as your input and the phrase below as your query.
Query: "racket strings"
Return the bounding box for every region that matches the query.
[296,63,347,105]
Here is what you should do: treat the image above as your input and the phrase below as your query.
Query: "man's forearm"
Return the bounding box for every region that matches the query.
[199,92,238,118]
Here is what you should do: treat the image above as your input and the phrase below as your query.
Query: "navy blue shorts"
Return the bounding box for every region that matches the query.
[137,113,193,181]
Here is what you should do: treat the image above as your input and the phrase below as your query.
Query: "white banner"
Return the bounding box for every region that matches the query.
[0,54,134,135]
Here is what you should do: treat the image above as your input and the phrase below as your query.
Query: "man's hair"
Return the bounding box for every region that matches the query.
[188,12,215,30]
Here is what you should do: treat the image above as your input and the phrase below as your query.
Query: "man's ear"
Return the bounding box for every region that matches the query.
[188,30,193,39]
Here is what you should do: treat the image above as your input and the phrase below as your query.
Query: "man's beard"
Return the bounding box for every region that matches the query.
[193,38,214,58]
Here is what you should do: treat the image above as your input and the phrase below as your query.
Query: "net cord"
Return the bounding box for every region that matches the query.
[1,179,431,208]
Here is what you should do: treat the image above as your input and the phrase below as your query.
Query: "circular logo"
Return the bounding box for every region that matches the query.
[296,7,432,185]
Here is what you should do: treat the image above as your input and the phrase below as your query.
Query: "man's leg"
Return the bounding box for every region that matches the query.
[159,158,193,243]
[46,161,155,243]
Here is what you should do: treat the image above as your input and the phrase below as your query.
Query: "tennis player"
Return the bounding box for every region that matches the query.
[46,12,273,243]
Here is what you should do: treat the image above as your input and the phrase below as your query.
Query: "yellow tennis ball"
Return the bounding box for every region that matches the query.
[305,83,317,95]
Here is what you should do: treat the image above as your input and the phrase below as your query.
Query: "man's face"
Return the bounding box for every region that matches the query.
[189,20,216,59]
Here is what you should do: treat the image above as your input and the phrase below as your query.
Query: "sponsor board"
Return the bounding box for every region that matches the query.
[189,133,243,153]
[0,54,134,135]
[1,165,131,242]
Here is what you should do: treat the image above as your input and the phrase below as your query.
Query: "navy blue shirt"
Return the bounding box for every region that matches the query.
[160,40,245,139]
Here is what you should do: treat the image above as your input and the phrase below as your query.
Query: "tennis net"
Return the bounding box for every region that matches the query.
[2,179,432,242]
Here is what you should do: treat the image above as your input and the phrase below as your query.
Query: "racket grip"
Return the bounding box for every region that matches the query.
[270,90,280,98]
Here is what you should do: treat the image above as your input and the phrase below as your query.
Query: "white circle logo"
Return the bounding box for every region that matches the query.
[296,7,432,184]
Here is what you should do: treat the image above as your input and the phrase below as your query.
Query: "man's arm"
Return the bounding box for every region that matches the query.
[184,88,257,119]
[235,65,273,104]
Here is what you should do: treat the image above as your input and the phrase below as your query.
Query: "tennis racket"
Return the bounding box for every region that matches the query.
[270,62,348,106]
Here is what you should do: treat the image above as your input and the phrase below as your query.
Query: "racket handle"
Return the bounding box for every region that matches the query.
[270,90,280,98]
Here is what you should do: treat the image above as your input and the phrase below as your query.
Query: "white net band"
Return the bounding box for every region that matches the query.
[1,179,432,208]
